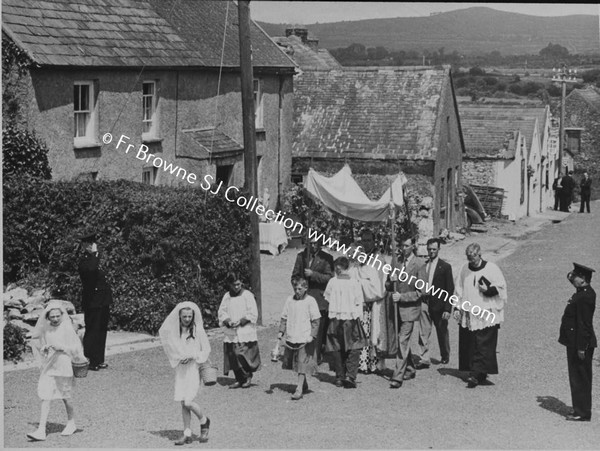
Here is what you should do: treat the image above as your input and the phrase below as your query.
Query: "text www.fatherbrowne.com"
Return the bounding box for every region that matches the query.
[306,228,496,324]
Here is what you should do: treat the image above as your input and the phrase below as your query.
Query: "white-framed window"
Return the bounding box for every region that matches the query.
[253,78,263,129]
[142,167,158,185]
[142,81,159,140]
[74,81,97,146]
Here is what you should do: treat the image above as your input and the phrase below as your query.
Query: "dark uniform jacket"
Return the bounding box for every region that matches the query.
[559,286,597,351]
[417,258,454,314]
[291,248,334,311]
[580,177,592,195]
[78,253,113,310]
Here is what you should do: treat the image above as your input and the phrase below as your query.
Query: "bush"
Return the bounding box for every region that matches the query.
[3,322,28,363]
[3,177,252,333]
[469,66,486,76]
[2,123,52,179]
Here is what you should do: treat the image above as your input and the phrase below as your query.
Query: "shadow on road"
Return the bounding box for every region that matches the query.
[149,429,186,442]
[312,372,337,385]
[437,367,468,381]
[536,395,572,418]
[216,376,236,387]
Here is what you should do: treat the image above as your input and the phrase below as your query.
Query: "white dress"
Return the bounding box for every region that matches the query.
[173,333,201,403]
[37,327,75,400]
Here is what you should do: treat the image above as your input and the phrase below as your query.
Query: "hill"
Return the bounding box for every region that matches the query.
[257,7,599,55]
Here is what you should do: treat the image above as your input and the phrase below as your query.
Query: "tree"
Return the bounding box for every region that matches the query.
[469,66,486,76]
[539,42,569,59]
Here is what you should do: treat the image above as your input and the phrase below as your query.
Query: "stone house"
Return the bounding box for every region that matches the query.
[292,66,466,236]
[1,0,296,210]
[460,104,554,220]
[563,86,600,198]
[273,27,342,71]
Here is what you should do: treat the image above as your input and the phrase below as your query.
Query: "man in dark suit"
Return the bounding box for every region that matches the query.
[291,236,334,363]
[78,233,113,371]
[386,236,424,388]
[416,238,455,367]
[559,263,596,422]
[552,171,563,211]
[560,170,575,212]
[579,172,592,213]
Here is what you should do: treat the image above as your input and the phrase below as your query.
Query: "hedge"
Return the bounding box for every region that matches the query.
[3,176,251,333]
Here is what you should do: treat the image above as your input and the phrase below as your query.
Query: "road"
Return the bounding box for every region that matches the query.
[4,205,600,449]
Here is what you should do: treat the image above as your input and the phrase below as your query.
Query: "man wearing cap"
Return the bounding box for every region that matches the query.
[559,263,596,422]
[291,236,334,363]
[78,233,113,371]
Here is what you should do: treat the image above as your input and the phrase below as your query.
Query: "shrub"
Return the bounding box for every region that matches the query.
[469,66,486,76]
[2,123,52,179]
[3,322,28,363]
[3,177,252,333]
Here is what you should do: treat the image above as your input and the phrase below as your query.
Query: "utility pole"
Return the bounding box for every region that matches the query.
[238,0,262,324]
[552,64,578,174]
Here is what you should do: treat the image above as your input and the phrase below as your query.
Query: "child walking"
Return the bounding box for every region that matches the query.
[159,302,211,445]
[323,256,368,388]
[27,300,86,441]
[218,271,261,388]
[278,278,321,400]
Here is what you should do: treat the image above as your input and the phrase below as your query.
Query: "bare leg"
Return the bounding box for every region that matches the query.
[63,399,74,421]
[184,400,206,425]
[27,400,50,440]
[181,403,192,433]
[297,373,306,393]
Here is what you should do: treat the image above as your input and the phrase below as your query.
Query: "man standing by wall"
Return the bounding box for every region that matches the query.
[454,243,507,388]
[415,238,454,367]
[291,236,334,363]
[579,172,592,213]
[78,233,113,371]
[386,236,424,388]
[560,170,575,212]
[553,171,563,211]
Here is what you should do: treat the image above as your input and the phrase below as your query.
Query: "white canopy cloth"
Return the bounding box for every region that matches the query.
[304,164,407,222]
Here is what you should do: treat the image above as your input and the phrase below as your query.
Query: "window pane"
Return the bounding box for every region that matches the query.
[74,85,80,111]
[80,85,89,111]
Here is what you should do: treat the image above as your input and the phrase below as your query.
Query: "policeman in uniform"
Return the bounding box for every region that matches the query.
[79,233,113,371]
[559,263,596,421]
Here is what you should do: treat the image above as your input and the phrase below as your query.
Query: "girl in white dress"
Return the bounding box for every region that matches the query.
[27,300,86,441]
[159,302,211,445]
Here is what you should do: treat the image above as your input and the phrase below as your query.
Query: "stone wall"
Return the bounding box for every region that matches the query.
[462,159,496,186]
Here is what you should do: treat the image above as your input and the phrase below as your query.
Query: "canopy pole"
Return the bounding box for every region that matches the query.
[389,181,399,346]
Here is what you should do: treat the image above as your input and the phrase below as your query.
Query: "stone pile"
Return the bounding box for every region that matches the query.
[3,285,85,340]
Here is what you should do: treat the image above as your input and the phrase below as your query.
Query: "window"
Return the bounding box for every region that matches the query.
[142,167,157,185]
[291,173,304,185]
[253,78,263,129]
[440,177,446,220]
[216,164,234,185]
[142,81,158,139]
[74,81,97,146]
[565,129,581,154]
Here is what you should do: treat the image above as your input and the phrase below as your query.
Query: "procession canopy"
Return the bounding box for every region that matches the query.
[305,164,407,222]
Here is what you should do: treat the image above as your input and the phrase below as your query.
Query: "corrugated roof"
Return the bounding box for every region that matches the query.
[459,104,548,159]
[2,0,294,69]
[273,35,341,70]
[293,67,449,160]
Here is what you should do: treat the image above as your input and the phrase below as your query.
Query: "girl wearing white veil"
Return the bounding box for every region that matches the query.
[159,301,211,445]
[27,300,86,441]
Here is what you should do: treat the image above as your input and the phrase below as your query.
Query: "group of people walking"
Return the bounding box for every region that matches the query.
[553,170,592,213]
[26,226,596,443]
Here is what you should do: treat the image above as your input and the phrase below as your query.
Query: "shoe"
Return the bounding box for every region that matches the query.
[241,376,252,388]
[302,380,309,394]
[98,363,108,369]
[390,380,402,389]
[334,378,343,387]
[228,382,242,389]
[342,377,356,388]
[441,358,449,365]
[89,365,100,371]
[415,362,430,370]
[175,435,193,445]
[61,421,77,436]
[291,391,303,400]
[198,417,210,442]
[565,415,591,422]
[27,430,46,441]
[402,372,416,381]
[466,376,479,388]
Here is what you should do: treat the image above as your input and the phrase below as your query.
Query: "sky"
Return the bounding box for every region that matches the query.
[251,2,600,24]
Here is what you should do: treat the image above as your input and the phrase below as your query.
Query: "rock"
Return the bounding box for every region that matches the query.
[449,232,466,241]
[22,310,43,325]
[7,308,23,320]
[50,300,76,315]
[22,303,43,314]
[9,319,33,334]
[24,295,46,309]
[4,287,28,302]
[31,289,49,300]
[420,196,434,210]
[469,224,488,233]
[4,298,23,310]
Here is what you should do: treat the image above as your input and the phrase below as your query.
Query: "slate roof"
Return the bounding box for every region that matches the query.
[1,0,295,69]
[273,35,341,70]
[568,87,600,113]
[293,67,451,160]
[180,128,242,159]
[459,104,548,159]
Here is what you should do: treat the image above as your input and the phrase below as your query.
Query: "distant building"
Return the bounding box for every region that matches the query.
[292,66,466,236]
[273,27,342,70]
[2,0,296,210]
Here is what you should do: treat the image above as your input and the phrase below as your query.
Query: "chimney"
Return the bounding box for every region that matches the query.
[285,26,308,43]
[305,36,319,51]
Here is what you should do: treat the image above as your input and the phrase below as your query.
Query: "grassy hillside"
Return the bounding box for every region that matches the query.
[258,7,599,55]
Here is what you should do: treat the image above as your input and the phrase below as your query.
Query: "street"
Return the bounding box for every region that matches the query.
[4,205,600,449]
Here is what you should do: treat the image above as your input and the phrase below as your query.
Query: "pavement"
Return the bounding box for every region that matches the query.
[3,207,571,373]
